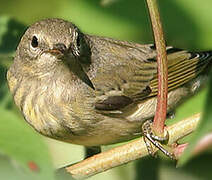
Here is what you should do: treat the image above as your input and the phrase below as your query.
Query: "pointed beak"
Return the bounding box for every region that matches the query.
[47,43,67,56]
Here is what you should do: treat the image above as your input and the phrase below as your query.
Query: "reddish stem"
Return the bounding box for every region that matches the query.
[146,0,168,135]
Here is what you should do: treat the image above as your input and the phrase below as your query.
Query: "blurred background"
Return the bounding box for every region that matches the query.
[0,0,212,179]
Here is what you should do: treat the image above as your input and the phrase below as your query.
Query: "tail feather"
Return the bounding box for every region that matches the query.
[188,50,212,60]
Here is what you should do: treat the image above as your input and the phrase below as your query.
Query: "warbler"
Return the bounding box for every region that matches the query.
[7,18,212,148]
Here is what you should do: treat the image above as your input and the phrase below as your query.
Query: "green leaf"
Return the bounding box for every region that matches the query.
[1,1,212,179]
[0,16,26,73]
[0,154,30,180]
[0,16,26,53]
[0,17,56,179]
[178,70,212,166]
[0,108,55,180]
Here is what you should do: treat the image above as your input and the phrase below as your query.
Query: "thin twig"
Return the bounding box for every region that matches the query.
[146,0,168,135]
[66,113,201,179]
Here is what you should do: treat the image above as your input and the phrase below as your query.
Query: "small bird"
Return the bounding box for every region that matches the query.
[7,18,212,150]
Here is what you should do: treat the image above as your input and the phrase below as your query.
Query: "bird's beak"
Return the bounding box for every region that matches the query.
[47,43,67,56]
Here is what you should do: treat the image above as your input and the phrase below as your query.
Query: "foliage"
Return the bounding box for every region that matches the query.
[0,0,212,179]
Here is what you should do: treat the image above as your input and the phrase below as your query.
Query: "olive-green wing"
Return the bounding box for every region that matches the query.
[93,62,156,112]
[94,48,212,113]
[149,50,212,97]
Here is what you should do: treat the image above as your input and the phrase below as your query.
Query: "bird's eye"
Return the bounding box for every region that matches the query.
[31,36,39,48]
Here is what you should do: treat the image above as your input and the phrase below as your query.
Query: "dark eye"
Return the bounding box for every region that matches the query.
[31,36,38,48]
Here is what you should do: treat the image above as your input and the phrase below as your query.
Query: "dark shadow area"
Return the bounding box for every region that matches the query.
[82,0,199,49]
[0,65,14,110]
[0,65,8,98]
[161,153,212,180]
[0,18,26,53]
[135,157,161,180]
[135,153,212,180]
[0,18,26,108]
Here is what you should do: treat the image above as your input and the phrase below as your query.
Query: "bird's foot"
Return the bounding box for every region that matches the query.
[142,120,175,160]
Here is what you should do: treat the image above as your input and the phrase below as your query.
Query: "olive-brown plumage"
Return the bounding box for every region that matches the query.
[7,18,212,146]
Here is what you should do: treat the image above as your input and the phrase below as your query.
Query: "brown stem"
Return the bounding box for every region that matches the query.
[66,113,200,179]
[146,0,168,135]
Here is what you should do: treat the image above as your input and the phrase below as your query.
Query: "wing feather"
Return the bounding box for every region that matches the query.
[91,41,212,113]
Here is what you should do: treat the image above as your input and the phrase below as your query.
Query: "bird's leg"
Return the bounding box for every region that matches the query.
[84,146,101,159]
[142,120,175,159]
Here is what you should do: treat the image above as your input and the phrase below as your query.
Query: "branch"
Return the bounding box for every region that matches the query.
[65,1,198,179]
[66,113,200,179]
[146,0,168,135]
